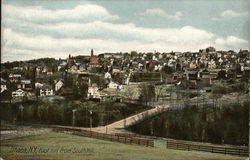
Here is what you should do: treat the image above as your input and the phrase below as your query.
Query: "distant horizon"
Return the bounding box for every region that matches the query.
[2,0,250,62]
[1,47,249,63]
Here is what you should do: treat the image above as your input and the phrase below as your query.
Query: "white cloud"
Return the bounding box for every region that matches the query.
[211,9,249,21]
[220,10,249,17]
[215,36,249,50]
[2,27,249,62]
[144,8,183,20]
[1,27,215,62]
[2,4,119,23]
[3,18,213,45]
[1,4,249,62]
[210,17,222,21]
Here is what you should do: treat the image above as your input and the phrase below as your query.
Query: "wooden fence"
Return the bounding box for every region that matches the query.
[52,126,154,147]
[166,140,249,157]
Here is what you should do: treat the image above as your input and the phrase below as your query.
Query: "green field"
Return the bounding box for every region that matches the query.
[0,132,245,160]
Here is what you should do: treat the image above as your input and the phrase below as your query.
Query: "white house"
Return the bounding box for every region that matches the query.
[104,72,112,79]
[1,84,7,93]
[40,85,54,96]
[88,86,100,99]
[47,70,53,75]
[35,82,44,89]
[12,89,26,97]
[20,79,32,90]
[208,60,216,69]
[55,80,64,91]
[108,81,123,89]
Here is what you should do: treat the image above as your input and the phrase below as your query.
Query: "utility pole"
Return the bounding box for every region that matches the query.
[89,110,92,131]
[19,104,24,134]
[19,105,24,125]
[72,109,77,127]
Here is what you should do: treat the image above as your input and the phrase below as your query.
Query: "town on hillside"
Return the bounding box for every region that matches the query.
[1,47,250,104]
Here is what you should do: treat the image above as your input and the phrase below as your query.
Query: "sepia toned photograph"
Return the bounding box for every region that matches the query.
[1,0,250,159]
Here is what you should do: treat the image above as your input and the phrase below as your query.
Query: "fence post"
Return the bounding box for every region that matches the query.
[166,141,168,148]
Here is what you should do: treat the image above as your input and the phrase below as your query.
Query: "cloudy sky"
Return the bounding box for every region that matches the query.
[2,0,250,62]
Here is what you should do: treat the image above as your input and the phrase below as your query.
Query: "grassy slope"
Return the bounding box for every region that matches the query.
[0,132,245,160]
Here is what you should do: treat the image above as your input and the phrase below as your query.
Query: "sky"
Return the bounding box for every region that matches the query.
[1,0,250,62]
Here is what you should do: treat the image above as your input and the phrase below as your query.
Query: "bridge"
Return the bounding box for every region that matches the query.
[91,105,171,134]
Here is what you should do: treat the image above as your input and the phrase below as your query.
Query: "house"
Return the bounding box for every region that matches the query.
[55,80,64,92]
[20,79,32,90]
[88,86,100,99]
[13,67,23,70]
[189,61,197,69]
[226,69,236,79]
[40,85,54,96]
[198,69,210,78]
[208,60,217,69]
[35,82,44,89]
[89,57,100,66]
[108,81,122,89]
[104,72,112,79]
[79,64,87,71]
[9,73,21,82]
[1,84,7,93]
[47,69,53,75]
[70,65,78,72]
[176,80,197,89]
[185,70,198,80]
[243,66,250,78]
[12,89,26,97]
[42,67,48,74]
[58,60,67,71]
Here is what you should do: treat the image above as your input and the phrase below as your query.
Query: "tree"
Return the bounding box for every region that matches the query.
[155,86,164,101]
[139,84,155,106]
[123,87,137,100]
[76,79,88,99]
[162,66,174,74]
[0,90,12,103]
[146,52,153,60]
[232,83,247,103]
[130,51,138,57]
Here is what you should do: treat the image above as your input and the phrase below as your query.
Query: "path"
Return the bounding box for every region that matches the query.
[91,105,171,134]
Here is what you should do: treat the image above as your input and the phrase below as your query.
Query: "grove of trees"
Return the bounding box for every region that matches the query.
[130,102,249,146]
[1,100,149,127]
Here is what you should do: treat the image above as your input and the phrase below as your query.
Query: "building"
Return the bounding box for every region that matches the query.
[55,80,64,92]
[91,49,94,57]
[19,79,32,90]
[88,86,100,99]
[1,84,7,93]
[104,72,112,79]
[12,89,26,97]
[35,82,44,89]
[108,81,122,89]
[40,85,54,96]
[89,57,100,66]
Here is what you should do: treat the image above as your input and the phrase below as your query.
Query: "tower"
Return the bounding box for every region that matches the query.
[91,49,94,57]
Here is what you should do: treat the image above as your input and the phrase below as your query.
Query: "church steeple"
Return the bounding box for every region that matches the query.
[91,49,94,57]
